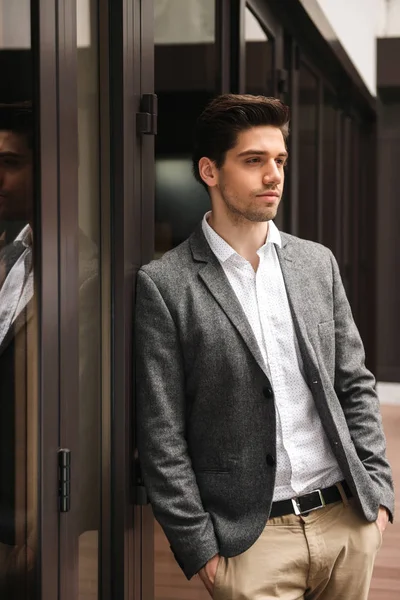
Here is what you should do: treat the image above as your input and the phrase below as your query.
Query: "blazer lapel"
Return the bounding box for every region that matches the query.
[276,234,320,377]
[190,226,268,376]
[0,297,34,356]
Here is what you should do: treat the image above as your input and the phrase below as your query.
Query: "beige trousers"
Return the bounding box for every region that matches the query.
[213,498,382,600]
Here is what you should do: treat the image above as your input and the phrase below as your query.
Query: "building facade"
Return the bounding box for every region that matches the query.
[0,0,395,599]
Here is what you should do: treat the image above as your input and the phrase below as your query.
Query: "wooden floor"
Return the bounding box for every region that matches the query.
[368,404,400,600]
[79,531,98,600]
[154,405,400,599]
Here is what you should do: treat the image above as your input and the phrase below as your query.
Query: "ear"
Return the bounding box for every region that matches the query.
[198,157,218,188]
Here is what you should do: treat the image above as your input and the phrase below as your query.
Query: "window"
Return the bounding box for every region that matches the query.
[154,0,216,258]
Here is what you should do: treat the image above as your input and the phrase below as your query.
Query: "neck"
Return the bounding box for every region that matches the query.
[208,205,269,270]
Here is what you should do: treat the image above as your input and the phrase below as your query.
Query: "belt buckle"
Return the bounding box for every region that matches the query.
[291,489,325,516]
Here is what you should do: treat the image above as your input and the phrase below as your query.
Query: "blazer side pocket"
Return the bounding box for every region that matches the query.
[195,468,232,474]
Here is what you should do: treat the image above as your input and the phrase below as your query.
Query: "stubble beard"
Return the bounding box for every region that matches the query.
[219,184,280,224]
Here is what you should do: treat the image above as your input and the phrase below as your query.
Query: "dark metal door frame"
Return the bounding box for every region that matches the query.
[56,2,80,599]
[110,0,155,599]
[99,0,113,596]
[33,0,60,597]
[137,2,156,600]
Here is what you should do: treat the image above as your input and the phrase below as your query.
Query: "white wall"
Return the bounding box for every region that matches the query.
[155,0,214,44]
[377,0,400,37]
[302,0,380,96]
[154,0,269,45]
[0,0,90,48]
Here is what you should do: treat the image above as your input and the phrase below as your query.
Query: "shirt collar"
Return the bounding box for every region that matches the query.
[15,224,32,248]
[202,211,282,264]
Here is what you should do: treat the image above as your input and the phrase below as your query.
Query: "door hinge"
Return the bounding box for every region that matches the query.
[58,449,71,513]
[136,93,158,135]
[134,456,149,506]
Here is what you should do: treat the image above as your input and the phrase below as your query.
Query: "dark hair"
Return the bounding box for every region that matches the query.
[0,101,33,149]
[192,94,290,190]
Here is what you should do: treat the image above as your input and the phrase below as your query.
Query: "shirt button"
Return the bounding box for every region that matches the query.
[266,454,276,467]
[263,386,273,399]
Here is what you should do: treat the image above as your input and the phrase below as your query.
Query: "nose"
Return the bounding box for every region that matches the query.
[262,159,282,186]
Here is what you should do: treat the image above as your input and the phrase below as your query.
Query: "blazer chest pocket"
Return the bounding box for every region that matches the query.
[318,320,335,378]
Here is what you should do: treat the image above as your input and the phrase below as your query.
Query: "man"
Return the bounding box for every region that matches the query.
[135,94,394,599]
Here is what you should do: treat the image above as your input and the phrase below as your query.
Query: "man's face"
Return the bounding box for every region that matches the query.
[0,130,33,222]
[211,126,287,223]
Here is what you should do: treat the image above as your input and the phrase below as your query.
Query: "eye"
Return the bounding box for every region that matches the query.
[246,157,261,164]
[275,158,286,167]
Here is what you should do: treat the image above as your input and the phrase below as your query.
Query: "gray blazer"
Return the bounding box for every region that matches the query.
[135,224,394,580]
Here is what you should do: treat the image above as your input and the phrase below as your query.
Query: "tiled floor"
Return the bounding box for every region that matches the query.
[154,404,400,599]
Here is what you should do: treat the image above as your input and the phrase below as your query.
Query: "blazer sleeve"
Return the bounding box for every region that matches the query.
[135,268,220,579]
[330,251,395,520]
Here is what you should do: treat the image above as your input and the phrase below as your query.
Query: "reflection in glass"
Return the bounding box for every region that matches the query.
[154,2,215,598]
[0,2,37,597]
[245,6,274,96]
[77,0,101,598]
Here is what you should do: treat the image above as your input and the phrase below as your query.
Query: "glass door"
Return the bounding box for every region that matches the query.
[0,0,62,597]
[57,0,156,598]
[56,0,119,598]
[0,0,158,597]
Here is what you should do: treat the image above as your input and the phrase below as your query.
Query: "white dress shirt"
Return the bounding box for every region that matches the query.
[202,213,344,501]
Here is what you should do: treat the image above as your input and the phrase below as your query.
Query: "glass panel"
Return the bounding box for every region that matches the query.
[77,1,101,598]
[154,2,215,597]
[154,0,215,258]
[245,6,274,96]
[298,62,318,241]
[0,1,38,597]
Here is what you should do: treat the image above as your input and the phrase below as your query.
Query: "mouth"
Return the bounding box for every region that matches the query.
[257,190,279,198]
[256,192,280,199]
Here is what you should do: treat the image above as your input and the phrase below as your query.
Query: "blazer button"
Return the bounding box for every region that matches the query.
[263,386,273,399]
[266,454,276,467]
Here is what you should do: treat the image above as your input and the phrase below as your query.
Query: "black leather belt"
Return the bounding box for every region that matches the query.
[269,481,352,518]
